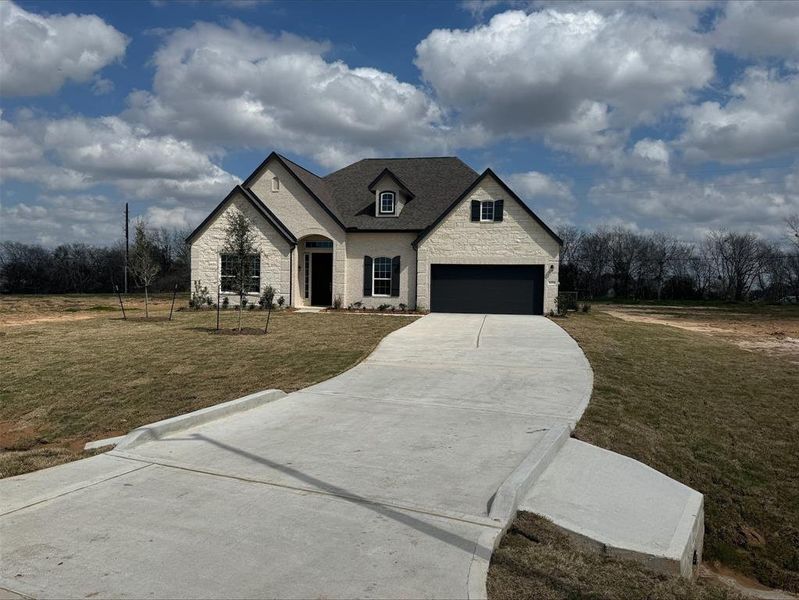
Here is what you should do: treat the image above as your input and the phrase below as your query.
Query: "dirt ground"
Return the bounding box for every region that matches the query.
[0,294,178,326]
[601,305,799,364]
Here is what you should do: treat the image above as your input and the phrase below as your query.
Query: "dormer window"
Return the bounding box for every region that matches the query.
[379,191,396,215]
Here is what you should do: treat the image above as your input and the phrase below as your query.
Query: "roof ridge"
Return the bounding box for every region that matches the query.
[275,153,324,179]
[358,156,461,161]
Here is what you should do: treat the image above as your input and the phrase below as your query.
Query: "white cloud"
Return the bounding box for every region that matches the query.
[415,9,714,139]
[507,170,577,227]
[92,77,115,96]
[631,138,670,176]
[507,171,574,201]
[0,1,128,96]
[0,194,120,245]
[588,169,799,239]
[1,112,237,200]
[679,67,799,163]
[145,205,208,229]
[712,1,799,60]
[124,20,448,169]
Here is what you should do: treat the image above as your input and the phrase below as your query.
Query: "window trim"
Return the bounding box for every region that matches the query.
[378,191,396,216]
[220,253,261,294]
[372,256,392,297]
[480,200,495,223]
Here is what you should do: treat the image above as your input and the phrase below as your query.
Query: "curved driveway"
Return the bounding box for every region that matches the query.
[1,314,592,599]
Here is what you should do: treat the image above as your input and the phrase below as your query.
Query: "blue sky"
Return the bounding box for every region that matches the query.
[1,0,798,246]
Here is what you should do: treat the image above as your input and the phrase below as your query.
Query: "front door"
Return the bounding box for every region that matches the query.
[311,253,333,306]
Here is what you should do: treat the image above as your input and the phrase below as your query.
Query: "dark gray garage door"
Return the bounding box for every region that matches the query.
[430,264,544,315]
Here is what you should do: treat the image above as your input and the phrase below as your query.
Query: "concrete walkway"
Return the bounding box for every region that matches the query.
[0,314,592,599]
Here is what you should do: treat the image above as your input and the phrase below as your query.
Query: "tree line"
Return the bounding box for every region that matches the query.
[0,225,190,295]
[559,217,799,302]
[2,216,799,303]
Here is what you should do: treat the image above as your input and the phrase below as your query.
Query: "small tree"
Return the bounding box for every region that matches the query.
[221,211,259,332]
[129,220,160,318]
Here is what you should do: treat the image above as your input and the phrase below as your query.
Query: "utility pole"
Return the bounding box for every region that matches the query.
[124,203,129,293]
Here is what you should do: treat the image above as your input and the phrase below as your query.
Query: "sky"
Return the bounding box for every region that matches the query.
[1,0,798,247]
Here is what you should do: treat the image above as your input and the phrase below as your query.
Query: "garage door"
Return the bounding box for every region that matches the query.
[430,264,544,315]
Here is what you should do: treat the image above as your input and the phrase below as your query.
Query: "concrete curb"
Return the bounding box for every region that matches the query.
[84,435,126,451]
[114,389,286,452]
[488,425,571,525]
[467,425,571,599]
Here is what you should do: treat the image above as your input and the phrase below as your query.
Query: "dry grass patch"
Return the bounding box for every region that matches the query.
[599,304,799,363]
[489,513,743,600]
[0,295,416,478]
[561,310,798,591]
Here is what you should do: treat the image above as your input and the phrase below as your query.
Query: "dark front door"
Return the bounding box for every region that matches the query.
[430,264,544,315]
[311,253,333,306]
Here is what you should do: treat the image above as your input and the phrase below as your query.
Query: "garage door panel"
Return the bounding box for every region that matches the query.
[430,264,544,315]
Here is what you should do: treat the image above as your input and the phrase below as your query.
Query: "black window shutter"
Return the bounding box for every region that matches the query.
[494,199,504,222]
[471,200,480,222]
[363,256,373,296]
[390,256,401,297]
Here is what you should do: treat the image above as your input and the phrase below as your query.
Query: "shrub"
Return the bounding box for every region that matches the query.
[399,303,407,311]
[581,303,591,313]
[277,296,285,308]
[333,294,343,310]
[222,296,229,309]
[248,303,255,311]
[191,280,211,309]
[377,303,390,311]
[352,301,363,310]
[259,286,275,309]
[241,297,248,308]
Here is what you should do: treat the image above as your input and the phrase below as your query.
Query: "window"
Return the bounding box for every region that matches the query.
[271,176,280,192]
[379,191,395,215]
[480,200,495,222]
[372,257,392,296]
[220,254,260,293]
[304,253,310,299]
[305,240,333,248]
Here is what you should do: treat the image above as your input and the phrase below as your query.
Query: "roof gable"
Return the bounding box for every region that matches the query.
[412,169,563,248]
[186,185,297,246]
[242,152,345,230]
[367,168,416,200]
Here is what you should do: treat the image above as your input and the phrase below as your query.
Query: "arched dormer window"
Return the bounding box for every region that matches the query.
[378,191,395,215]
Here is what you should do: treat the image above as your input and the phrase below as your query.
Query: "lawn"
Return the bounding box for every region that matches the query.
[0,294,417,478]
[489,305,799,597]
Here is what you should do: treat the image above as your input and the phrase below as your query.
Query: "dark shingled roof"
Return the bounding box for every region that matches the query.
[324,157,478,230]
[268,155,479,231]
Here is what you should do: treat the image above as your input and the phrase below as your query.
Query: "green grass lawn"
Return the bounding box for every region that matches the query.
[0,295,416,478]
[489,307,799,597]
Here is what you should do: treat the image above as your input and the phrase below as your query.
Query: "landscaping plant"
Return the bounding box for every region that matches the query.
[221,211,259,332]
[128,219,160,318]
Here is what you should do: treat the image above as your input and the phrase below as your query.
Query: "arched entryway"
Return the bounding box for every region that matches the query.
[298,235,334,307]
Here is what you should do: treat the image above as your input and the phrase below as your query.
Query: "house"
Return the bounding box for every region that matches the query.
[187,153,562,314]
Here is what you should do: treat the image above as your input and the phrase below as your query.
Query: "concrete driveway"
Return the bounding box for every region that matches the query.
[0,314,592,599]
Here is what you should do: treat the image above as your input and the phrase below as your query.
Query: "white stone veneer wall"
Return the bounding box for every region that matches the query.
[345,232,417,309]
[249,159,346,307]
[190,191,292,304]
[416,174,560,313]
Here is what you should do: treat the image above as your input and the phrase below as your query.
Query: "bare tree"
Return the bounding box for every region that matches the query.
[577,229,611,298]
[221,211,259,332]
[706,230,764,301]
[129,220,160,317]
